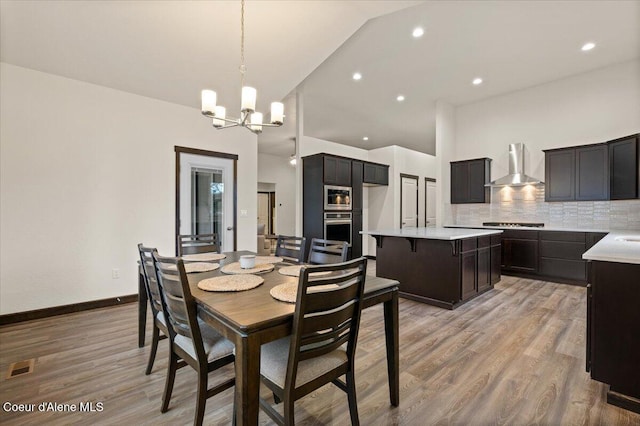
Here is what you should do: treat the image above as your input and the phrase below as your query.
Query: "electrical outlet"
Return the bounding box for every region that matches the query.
[112,269,120,279]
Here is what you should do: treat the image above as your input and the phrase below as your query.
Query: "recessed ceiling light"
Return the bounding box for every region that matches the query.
[472,77,483,85]
[352,72,362,81]
[581,42,596,51]
[363,136,369,141]
[412,27,424,38]
[396,95,405,102]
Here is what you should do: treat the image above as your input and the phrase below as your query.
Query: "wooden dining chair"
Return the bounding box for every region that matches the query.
[307,238,349,265]
[177,233,221,256]
[259,257,368,426]
[137,244,169,375]
[274,235,307,263]
[152,252,235,426]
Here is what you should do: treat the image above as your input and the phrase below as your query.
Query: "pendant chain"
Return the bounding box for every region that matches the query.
[239,0,246,88]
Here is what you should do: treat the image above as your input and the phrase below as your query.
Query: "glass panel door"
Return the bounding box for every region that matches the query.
[191,167,224,236]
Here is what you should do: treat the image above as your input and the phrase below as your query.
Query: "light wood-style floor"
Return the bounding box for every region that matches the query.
[1,274,639,425]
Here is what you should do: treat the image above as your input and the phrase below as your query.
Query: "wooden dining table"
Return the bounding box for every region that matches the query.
[138,251,399,425]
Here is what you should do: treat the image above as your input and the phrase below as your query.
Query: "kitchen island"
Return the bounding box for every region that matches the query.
[362,227,503,309]
[583,231,640,414]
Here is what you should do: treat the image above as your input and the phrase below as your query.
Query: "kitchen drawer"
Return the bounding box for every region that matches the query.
[478,236,491,248]
[539,240,586,261]
[460,238,477,253]
[502,229,539,240]
[539,231,586,243]
[539,258,587,281]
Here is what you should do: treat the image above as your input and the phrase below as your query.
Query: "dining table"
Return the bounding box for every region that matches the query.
[138,251,399,425]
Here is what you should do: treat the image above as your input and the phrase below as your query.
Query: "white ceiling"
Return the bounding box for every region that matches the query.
[2,1,639,158]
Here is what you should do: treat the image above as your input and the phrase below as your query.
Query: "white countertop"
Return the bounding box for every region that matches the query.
[445,224,610,233]
[361,227,502,240]
[582,231,640,265]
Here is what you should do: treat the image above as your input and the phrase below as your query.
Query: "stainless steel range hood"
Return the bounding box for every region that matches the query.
[486,143,544,187]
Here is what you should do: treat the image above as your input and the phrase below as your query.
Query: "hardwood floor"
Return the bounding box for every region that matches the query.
[1,275,639,425]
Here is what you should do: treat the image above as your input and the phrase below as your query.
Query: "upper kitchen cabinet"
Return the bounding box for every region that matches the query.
[609,134,639,200]
[323,156,351,186]
[544,144,608,201]
[545,148,575,201]
[363,162,389,186]
[451,158,491,204]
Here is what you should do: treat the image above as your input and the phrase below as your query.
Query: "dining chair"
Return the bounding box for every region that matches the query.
[259,257,368,426]
[307,238,349,265]
[137,244,169,375]
[177,233,221,256]
[152,252,235,426]
[274,235,307,263]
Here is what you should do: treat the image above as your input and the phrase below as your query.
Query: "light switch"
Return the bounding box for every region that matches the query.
[240,209,248,217]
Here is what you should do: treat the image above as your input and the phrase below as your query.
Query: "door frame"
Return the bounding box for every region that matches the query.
[425,177,436,227]
[399,173,419,229]
[175,146,238,255]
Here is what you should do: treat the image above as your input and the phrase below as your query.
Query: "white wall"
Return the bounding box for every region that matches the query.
[455,60,640,181]
[0,63,258,314]
[257,153,296,236]
[299,135,369,160]
[435,100,456,226]
[366,145,437,255]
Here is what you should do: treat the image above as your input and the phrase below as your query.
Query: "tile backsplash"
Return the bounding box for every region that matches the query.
[452,186,640,230]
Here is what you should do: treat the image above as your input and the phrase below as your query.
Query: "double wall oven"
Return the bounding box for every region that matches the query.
[323,185,352,245]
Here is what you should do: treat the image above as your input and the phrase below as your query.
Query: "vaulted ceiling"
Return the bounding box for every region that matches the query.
[2,1,639,157]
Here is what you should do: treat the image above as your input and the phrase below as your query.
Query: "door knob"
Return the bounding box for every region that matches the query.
[227,226,233,231]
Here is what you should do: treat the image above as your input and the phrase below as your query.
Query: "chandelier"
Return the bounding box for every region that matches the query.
[201,0,284,134]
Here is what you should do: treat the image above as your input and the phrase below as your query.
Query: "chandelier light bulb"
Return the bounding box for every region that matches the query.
[212,106,226,128]
[270,102,284,125]
[241,87,257,112]
[201,90,217,115]
[250,112,263,133]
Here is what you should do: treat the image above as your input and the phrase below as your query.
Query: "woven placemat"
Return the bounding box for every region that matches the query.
[198,274,264,292]
[182,253,226,262]
[270,282,339,303]
[220,262,274,275]
[254,256,283,264]
[278,265,332,277]
[184,262,219,273]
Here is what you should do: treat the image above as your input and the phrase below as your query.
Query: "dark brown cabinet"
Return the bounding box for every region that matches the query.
[576,144,609,200]
[363,162,389,186]
[538,231,586,281]
[451,158,491,204]
[477,236,492,292]
[323,156,351,186]
[501,230,539,273]
[351,162,363,258]
[545,144,609,201]
[609,135,639,200]
[587,261,640,413]
[545,149,575,201]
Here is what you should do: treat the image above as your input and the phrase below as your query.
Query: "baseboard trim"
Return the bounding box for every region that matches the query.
[0,294,138,326]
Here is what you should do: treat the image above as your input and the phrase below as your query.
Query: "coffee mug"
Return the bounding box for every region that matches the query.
[240,255,256,269]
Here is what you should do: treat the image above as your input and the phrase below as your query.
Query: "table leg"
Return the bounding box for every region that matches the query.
[138,270,147,348]
[383,290,399,406]
[235,333,261,425]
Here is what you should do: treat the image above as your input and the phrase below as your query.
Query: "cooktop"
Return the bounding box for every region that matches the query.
[482,222,545,228]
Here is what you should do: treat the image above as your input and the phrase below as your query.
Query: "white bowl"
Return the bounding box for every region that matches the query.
[240,255,256,269]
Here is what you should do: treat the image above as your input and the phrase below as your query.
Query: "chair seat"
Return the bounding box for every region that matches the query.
[260,336,347,388]
[174,320,234,362]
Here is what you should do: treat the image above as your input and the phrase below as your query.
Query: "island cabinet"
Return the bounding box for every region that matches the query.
[368,230,502,310]
[587,261,640,413]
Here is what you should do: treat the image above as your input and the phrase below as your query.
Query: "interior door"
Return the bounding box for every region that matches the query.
[425,178,436,227]
[257,192,270,233]
[400,174,418,228]
[179,152,235,252]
